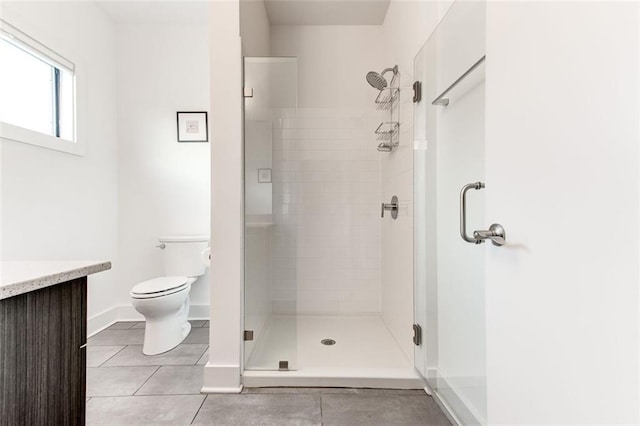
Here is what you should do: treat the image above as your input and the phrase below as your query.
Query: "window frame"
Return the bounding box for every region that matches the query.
[0,19,84,156]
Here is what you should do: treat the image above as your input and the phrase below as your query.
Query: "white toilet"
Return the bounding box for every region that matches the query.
[130,236,209,355]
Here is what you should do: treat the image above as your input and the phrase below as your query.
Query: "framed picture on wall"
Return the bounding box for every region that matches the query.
[176,111,208,142]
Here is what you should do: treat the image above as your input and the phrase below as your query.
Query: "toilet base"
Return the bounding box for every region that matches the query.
[143,318,191,355]
[138,292,192,355]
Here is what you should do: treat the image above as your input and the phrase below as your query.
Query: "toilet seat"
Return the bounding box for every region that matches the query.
[131,276,189,299]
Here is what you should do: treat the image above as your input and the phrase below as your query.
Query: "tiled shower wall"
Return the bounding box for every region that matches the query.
[270,108,383,314]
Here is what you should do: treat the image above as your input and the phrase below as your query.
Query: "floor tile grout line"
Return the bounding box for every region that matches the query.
[86,364,161,398]
[85,395,152,399]
[96,344,129,367]
[85,390,450,424]
[100,363,203,367]
[96,344,208,366]
[90,365,165,369]
[107,322,137,330]
[193,344,209,365]
[99,343,206,347]
[124,391,205,397]
[132,365,162,396]
[190,394,208,424]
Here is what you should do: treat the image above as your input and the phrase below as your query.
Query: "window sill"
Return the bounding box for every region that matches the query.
[0,121,84,156]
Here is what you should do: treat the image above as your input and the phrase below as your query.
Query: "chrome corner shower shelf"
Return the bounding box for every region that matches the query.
[375,122,399,152]
[375,122,399,141]
[375,87,400,110]
[366,65,400,152]
[377,142,394,152]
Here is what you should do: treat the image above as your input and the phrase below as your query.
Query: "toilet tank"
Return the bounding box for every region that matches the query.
[159,236,209,277]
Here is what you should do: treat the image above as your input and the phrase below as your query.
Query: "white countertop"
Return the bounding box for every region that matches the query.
[0,261,112,300]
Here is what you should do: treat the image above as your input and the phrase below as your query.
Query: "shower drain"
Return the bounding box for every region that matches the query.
[321,339,336,346]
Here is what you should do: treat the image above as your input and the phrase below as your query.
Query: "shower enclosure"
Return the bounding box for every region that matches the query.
[243,57,299,372]
[413,2,488,424]
[242,56,421,388]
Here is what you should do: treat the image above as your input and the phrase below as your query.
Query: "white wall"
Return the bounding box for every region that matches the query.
[271,108,382,314]
[485,2,639,423]
[206,0,244,392]
[270,26,384,315]
[0,1,119,324]
[206,0,272,393]
[271,26,385,109]
[116,23,211,316]
[240,0,270,56]
[380,0,443,361]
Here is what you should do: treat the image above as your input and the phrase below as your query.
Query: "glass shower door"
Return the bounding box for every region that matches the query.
[414,2,487,424]
[244,57,298,371]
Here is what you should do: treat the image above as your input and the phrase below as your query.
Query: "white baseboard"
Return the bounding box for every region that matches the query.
[200,385,243,394]
[88,304,210,337]
[430,387,463,426]
[87,306,121,337]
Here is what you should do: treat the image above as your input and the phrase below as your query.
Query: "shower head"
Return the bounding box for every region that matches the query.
[366,65,398,90]
[366,71,388,90]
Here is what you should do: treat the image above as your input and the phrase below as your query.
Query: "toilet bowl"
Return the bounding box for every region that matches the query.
[131,276,196,355]
[130,236,209,355]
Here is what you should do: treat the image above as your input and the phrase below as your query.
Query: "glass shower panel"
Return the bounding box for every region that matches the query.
[244,57,298,371]
[414,2,487,424]
[413,26,439,387]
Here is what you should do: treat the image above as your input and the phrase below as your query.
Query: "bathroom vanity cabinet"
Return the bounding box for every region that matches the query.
[0,261,111,426]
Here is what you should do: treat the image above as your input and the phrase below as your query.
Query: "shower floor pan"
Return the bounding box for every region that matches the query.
[242,315,424,389]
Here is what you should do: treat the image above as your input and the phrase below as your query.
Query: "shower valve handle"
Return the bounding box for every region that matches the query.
[381,196,399,220]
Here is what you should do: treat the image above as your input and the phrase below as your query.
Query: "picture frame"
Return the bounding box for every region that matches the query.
[176,111,208,142]
[258,168,272,183]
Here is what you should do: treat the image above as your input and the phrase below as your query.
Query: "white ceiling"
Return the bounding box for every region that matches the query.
[264,0,391,25]
[96,0,390,26]
[96,1,209,25]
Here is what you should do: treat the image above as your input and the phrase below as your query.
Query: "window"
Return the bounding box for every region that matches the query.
[0,19,79,154]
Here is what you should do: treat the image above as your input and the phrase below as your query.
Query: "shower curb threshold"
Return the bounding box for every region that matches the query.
[242,369,424,390]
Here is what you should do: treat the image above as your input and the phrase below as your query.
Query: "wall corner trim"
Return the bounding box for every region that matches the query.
[203,364,243,392]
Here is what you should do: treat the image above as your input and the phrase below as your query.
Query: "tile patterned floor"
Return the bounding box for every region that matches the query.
[87,321,450,425]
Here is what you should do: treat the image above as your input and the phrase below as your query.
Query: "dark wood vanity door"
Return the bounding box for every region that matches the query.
[0,277,87,426]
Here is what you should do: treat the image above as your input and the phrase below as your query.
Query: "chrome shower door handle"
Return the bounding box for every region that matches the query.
[460,182,485,244]
[460,182,507,246]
